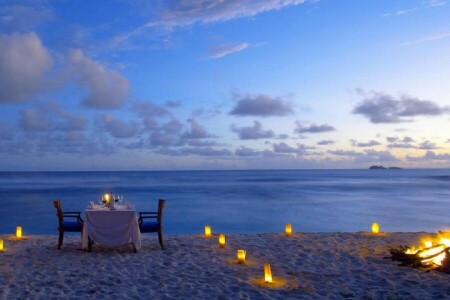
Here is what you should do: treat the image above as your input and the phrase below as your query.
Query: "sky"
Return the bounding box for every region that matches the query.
[0,0,449,171]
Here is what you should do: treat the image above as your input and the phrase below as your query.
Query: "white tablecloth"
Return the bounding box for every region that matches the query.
[82,208,141,251]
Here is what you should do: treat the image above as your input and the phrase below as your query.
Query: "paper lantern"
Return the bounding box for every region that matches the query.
[205,225,212,238]
[264,263,272,283]
[0,239,3,251]
[237,250,246,264]
[16,226,22,238]
[219,234,226,248]
[371,223,379,234]
[285,224,292,236]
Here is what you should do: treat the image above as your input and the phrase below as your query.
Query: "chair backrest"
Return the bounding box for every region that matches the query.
[53,199,63,225]
[157,199,166,223]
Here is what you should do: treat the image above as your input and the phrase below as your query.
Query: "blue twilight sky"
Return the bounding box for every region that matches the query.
[0,0,449,171]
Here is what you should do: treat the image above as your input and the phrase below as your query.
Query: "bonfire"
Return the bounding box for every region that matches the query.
[389,232,450,273]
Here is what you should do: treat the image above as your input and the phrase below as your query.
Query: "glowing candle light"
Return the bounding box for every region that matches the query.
[16,226,22,238]
[285,224,292,236]
[103,193,111,204]
[219,234,226,248]
[237,250,246,264]
[264,263,272,283]
[204,225,212,238]
[0,239,3,251]
[424,240,432,248]
[371,223,379,234]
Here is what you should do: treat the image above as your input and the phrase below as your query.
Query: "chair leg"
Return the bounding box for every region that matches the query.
[158,229,164,249]
[57,230,63,250]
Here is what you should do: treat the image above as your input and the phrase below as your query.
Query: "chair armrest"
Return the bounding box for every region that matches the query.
[62,212,83,223]
[138,212,158,222]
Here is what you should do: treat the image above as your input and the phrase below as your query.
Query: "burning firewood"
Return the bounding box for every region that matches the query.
[387,244,450,271]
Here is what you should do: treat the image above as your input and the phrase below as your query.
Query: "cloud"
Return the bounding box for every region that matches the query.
[68,49,130,109]
[209,42,249,59]
[317,140,335,145]
[0,32,53,103]
[162,118,183,135]
[1,101,114,156]
[133,101,170,117]
[381,8,418,17]
[230,93,293,117]
[424,0,446,7]
[0,4,54,32]
[232,121,274,140]
[113,0,305,45]
[19,101,86,133]
[179,147,232,157]
[182,119,209,139]
[20,108,52,132]
[418,141,439,150]
[329,149,397,163]
[350,139,380,147]
[352,91,449,123]
[407,150,450,162]
[329,149,361,156]
[101,114,140,138]
[398,32,450,47]
[272,142,309,155]
[386,136,417,148]
[165,100,181,108]
[295,122,336,134]
[0,121,14,140]
[235,146,262,157]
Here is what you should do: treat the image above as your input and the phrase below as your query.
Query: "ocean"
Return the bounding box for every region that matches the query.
[1,169,449,235]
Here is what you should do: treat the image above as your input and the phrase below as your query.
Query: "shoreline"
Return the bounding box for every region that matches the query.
[1,232,449,299]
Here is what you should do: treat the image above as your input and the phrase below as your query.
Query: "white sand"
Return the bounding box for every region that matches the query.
[1,232,450,299]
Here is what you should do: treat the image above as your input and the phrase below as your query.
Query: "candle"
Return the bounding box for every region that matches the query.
[16,226,22,238]
[219,234,226,248]
[103,193,111,204]
[264,263,272,283]
[237,250,246,264]
[371,223,379,234]
[285,224,292,236]
[205,225,212,238]
[0,239,3,251]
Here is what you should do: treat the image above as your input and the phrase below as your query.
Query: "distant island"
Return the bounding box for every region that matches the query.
[369,165,402,170]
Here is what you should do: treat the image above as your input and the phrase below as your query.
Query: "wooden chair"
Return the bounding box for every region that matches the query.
[53,199,83,250]
[138,199,166,249]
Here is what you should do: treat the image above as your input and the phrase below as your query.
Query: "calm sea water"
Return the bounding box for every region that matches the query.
[1,169,449,235]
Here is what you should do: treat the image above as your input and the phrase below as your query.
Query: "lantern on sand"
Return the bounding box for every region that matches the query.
[371,223,379,234]
[237,250,246,264]
[16,226,22,238]
[204,225,212,238]
[285,224,292,236]
[264,263,272,283]
[219,234,226,248]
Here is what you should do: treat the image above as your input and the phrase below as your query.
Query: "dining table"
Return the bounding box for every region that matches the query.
[81,204,142,252]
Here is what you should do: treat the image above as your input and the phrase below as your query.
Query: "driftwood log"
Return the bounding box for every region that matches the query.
[387,245,450,272]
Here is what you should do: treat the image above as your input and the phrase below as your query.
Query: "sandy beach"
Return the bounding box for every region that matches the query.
[1,232,450,299]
